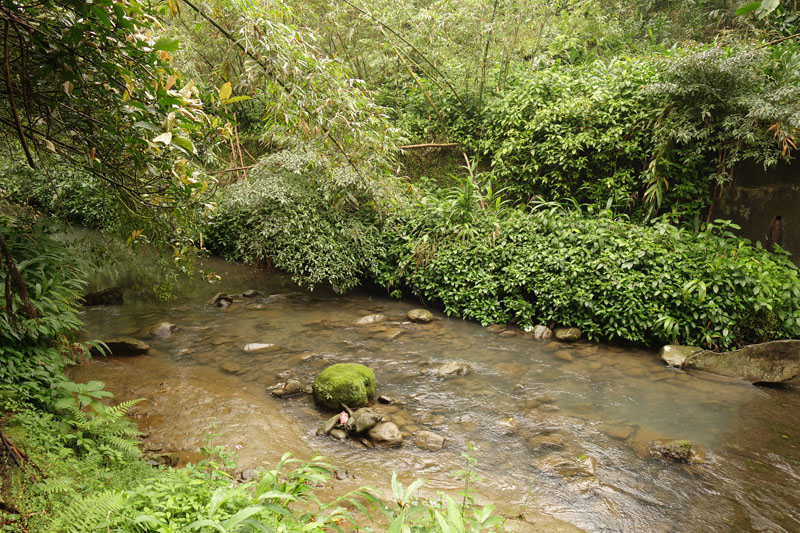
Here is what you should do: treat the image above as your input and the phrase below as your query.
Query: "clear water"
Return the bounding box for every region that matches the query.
[70,258,800,532]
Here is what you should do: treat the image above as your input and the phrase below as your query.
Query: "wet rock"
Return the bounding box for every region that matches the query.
[80,287,123,306]
[378,395,393,404]
[535,453,598,480]
[313,363,376,410]
[684,340,800,383]
[270,379,303,398]
[495,417,520,434]
[500,330,519,338]
[526,433,566,451]
[531,325,552,340]
[659,345,702,367]
[359,437,374,449]
[92,337,150,356]
[649,439,703,463]
[157,452,179,467]
[242,290,261,298]
[316,414,340,436]
[349,408,384,434]
[487,324,506,333]
[208,293,233,307]
[149,322,177,338]
[430,361,472,377]
[355,314,386,326]
[145,442,163,452]
[588,361,603,371]
[601,424,634,440]
[407,309,434,323]
[554,327,582,341]
[368,422,403,447]
[246,303,268,310]
[241,468,256,481]
[220,362,242,374]
[243,343,280,353]
[415,431,446,451]
[330,428,347,440]
[554,351,574,362]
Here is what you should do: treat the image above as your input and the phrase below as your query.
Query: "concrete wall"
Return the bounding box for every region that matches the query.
[716,160,799,265]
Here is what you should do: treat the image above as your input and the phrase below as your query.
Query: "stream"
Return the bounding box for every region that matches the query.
[69,258,800,532]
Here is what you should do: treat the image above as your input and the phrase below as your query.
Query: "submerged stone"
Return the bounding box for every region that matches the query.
[415,431,446,451]
[355,314,386,326]
[683,340,800,383]
[243,343,281,352]
[149,322,177,338]
[313,363,376,410]
[431,361,471,377]
[649,439,704,463]
[208,293,233,307]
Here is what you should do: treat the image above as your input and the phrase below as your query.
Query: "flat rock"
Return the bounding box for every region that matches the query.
[149,322,177,338]
[93,337,150,356]
[415,431,446,451]
[368,422,403,447]
[659,345,702,367]
[242,290,261,298]
[407,309,434,323]
[316,414,340,436]
[684,340,800,383]
[243,343,281,352]
[80,287,123,306]
[355,314,386,326]
[554,327,582,341]
[531,325,552,340]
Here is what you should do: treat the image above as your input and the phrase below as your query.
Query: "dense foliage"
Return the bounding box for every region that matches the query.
[373,182,800,349]
[205,149,389,291]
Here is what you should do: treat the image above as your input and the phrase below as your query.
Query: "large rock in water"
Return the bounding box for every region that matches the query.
[554,327,581,341]
[683,340,800,383]
[80,287,123,306]
[407,309,434,323]
[659,345,701,367]
[313,363,376,410]
[368,422,403,447]
[92,337,150,356]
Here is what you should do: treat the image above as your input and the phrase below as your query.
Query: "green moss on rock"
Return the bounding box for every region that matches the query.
[313,363,376,410]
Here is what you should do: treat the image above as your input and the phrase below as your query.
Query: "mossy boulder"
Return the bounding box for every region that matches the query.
[313,363,376,410]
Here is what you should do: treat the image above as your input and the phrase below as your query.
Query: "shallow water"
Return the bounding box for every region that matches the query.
[70,258,800,532]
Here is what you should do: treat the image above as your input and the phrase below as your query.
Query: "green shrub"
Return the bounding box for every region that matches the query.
[205,149,388,291]
[373,193,800,349]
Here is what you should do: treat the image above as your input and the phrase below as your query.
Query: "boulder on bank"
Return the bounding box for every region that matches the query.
[92,337,150,356]
[554,327,582,341]
[531,325,553,340]
[313,363,376,410]
[683,340,800,383]
[659,345,702,367]
[80,287,123,306]
[407,309,434,323]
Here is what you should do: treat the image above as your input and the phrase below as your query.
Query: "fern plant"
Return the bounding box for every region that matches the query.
[53,380,143,462]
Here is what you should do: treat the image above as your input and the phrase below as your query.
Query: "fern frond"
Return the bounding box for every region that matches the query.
[48,490,126,533]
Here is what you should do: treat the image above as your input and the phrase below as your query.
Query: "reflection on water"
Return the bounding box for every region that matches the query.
[70,258,800,532]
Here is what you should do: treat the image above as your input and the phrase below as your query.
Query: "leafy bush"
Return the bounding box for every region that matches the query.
[205,149,389,291]
[373,190,800,349]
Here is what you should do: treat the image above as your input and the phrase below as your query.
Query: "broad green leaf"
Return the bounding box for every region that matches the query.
[153,37,180,52]
[219,81,233,102]
[735,2,761,16]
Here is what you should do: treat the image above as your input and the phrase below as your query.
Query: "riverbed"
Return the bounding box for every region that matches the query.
[69,258,800,532]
